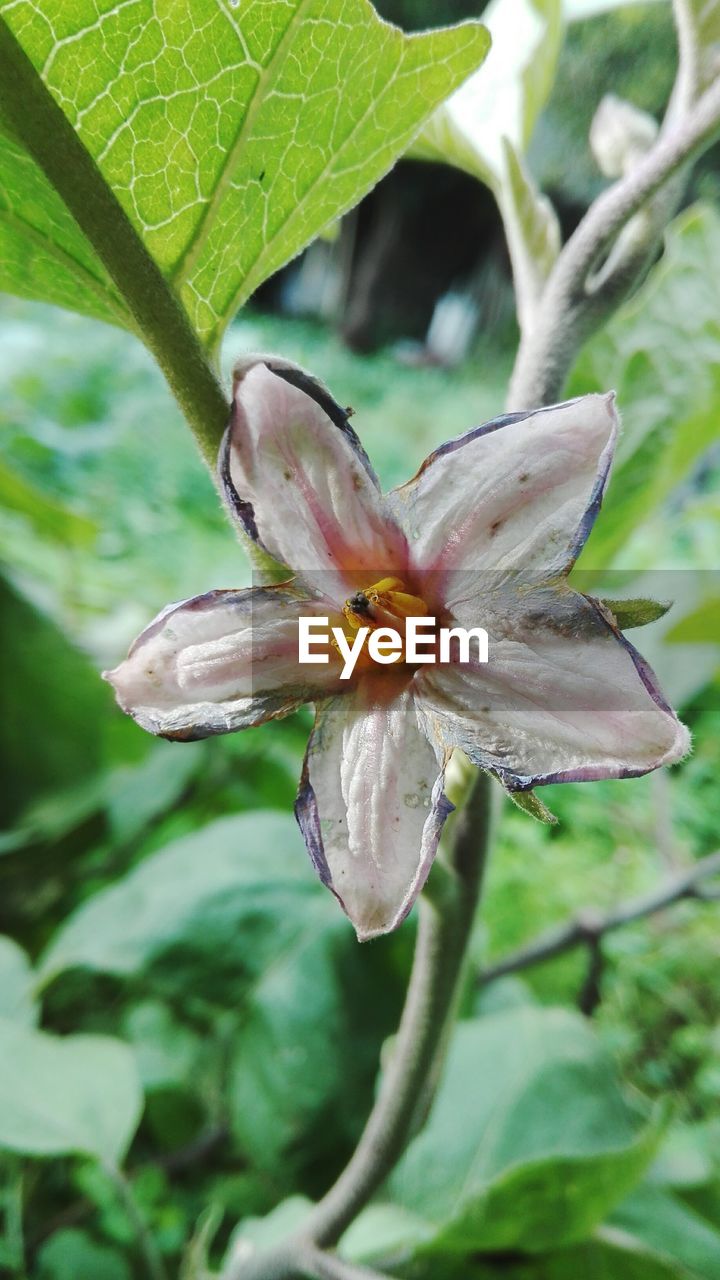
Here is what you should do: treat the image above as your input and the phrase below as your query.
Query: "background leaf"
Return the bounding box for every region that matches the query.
[0,0,490,347]
[39,811,406,1181]
[0,575,136,828]
[391,1232,684,1279]
[0,936,38,1026]
[568,205,720,570]
[388,1008,661,1255]
[611,1185,720,1280]
[0,457,96,546]
[37,1229,132,1280]
[38,812,335,986]
[0,1018,142,1166]
[498,138,561,330]
[666,597,720,644]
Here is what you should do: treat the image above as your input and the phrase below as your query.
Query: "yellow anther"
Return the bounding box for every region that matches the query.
[366,577,405,596]
[379,590,428,619]
[343,577,428,631]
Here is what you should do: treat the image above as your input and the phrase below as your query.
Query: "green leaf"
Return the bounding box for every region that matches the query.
[0,1,490,349]
[122,1001,199,1092]
[0,575,121,826]
[389,1008,662,1255]
[401,1232,686,1280]
[499,138,561,330]
[224,1197,313,1272]
[104,743,202,846]
[0,1017,142,1166]
[38,812,334,986]
[0,937,38,1027]
[520,1233,687,1280]
[568,205,720,569]
[227,880,406,1178]
[611,1185,720,1280]
[229,926,344,1172]
[0,126,131,329]
[650,1121,718,1191]
[411,0,563,191]
[340,1204,435,1266]
[0,458,97,546]
[666,597,720,644]
[38,811,404,1179]
[37,1229,132,1280]
[599,598,672,629]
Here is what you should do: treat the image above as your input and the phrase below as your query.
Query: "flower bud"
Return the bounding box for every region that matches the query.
[590,94,658,179]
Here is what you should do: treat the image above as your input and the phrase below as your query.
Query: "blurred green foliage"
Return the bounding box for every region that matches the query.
[1,245,719,1273]
[1,1,720,1276]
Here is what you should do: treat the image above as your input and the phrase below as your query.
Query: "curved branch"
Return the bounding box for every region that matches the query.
[479,849,720,985]
[306,770,491,1249]
[299,1248,394,1280]
[508,72,720,409]
[226,769,493,1280]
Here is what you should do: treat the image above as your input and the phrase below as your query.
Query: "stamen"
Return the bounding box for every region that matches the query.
[343,577,428,631]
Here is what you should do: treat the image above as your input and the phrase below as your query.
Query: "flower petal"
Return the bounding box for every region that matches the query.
[221,357,407,600]
[389,393,618,600]
[105,585,344,739]
[295,674,452,940]
[414,587,689,788]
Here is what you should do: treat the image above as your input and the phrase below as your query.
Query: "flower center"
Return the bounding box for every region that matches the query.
[329,578,431,674]
[342,577,429,632]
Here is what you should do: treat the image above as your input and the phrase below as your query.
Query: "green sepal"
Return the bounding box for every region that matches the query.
[505,788,558,825]
[600,597,671,629]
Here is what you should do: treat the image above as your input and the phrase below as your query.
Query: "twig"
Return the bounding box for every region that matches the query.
[224,770,493,1280]
[299,1247,394,1280]
[156,1124,229,1177]
[106,1166,168,1280]
[578,935,605,1017]
[2,1158,25,1274]
[508,65,720,408]
[479,850,720,986]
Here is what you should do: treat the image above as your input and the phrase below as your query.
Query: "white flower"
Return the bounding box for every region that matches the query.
[106,357,689,940]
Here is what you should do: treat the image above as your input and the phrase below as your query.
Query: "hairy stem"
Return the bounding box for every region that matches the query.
[226,770,492,1280]
[509,73,720,409]
[0,19,227,468]
[310,770,491,1247]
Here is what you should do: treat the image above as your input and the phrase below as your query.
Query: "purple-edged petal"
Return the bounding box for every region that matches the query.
[389,393,618,602]
[105,585,344,740]
[295,674,452,940]
[414,587,689,788]
[221,358,408,602]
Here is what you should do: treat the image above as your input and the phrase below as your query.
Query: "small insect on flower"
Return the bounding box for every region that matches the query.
[347,591,372,618]
[106,355,689,941]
